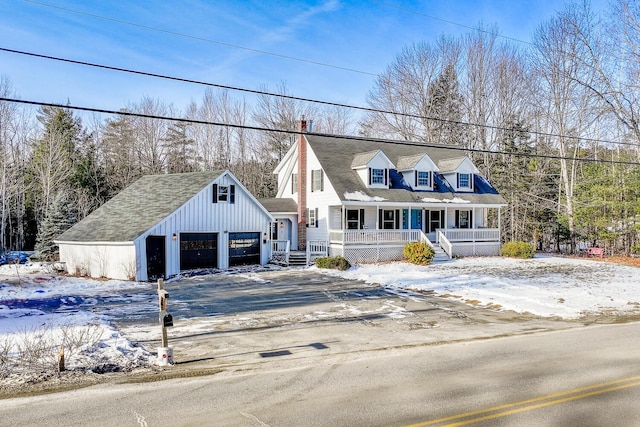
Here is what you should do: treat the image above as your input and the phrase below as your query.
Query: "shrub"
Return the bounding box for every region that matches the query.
[501,241,535,258]
[315,256,351,270]
[403,242,435,265]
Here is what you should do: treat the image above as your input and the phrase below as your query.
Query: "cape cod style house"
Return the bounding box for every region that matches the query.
[55,170,273,281]
[263,120,507,264]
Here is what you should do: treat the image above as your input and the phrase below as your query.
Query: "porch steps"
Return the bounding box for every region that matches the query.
[432,246,451,263]
[287,251,309,267]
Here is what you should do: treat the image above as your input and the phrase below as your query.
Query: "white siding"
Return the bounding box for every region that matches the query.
[58,242,136,280]
[136,172,272,280]
[306,146,341,243]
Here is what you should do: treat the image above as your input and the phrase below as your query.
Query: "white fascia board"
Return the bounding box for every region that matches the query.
[54,240,134,246]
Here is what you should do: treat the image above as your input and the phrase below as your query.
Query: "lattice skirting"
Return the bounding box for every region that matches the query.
[453,242,501,257]
[330,245,405,264]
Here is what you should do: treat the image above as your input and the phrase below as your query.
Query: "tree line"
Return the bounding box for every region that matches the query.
[1,0,639,258]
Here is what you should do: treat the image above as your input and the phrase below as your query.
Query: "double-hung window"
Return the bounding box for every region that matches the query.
[417,171,431,187]
[458,173,471,190]
[347,209,365,230]
[371,168,385,185]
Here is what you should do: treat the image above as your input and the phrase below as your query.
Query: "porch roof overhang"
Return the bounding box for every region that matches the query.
[337,200,507,209]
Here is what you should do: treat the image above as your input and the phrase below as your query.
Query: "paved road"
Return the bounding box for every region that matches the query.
[2,322,640,426]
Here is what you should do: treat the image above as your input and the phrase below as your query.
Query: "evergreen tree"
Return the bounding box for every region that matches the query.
[163,121,196,173]
[425,63,464,145]
[34,191,75,261]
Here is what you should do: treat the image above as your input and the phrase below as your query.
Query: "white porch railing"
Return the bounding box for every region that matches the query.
[437,231,453,259]
[416,230,436,250]
[329,229,428,245]
[436,228,500,242]
[271,240,290,264]
[307,240,328,264]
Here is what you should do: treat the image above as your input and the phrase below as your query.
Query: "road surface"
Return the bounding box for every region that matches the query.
[1,322,639,426]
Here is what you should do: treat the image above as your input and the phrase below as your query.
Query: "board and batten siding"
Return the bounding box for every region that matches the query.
[135,172,273,280]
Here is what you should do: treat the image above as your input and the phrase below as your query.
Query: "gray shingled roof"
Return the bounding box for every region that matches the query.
[438,157,466,173]
[396,153,427,170]
[258,197,298,214]
[350,150,381,168]
[305,134,506,205]
[56,170,225,242]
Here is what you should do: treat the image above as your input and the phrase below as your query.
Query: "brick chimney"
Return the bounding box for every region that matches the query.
[297,118,308,250]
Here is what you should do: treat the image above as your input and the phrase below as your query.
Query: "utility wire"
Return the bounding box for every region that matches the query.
[2,97,637,166]
[369,0,534,46]
[2,46,637,149]
[23,0,377,77]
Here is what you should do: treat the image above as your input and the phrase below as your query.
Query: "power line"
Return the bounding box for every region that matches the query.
[23,0,377,77]
[369,0,534,46]
[2,96,637,167]
[2,46,638,150]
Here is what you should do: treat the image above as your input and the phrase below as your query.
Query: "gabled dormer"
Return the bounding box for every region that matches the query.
[397,153,438,191]
[438,157,479,192]
[351,150,394,189]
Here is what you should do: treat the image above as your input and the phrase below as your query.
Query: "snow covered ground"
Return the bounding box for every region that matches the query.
[323,255,640,318]
[0,255,638,386]
[0,263,153,383]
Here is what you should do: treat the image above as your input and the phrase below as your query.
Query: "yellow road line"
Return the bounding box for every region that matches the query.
[406,375,640,427]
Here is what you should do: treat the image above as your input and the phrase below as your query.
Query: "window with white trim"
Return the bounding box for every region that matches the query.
[371,168,385,184]
[212,184,235,203]
[457,210,471,229]
[347,209,364,230]
[458,173,471,189]
[308,208,318,227]
[417,171,431,187]
[382,210,396,229]
[291,173,298,194]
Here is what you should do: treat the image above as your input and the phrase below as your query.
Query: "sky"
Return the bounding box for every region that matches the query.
[1,0,608,119]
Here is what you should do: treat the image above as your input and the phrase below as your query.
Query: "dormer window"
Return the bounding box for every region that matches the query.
[417,171,432,187]
[371,168,385,185]
[352,150,393,189]
[458,173,473,190]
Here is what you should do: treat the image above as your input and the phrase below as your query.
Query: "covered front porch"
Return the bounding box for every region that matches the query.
[327,203,502,262]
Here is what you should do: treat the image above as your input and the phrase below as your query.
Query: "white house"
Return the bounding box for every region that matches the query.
[55,170,273,281]
[263,120,508,263]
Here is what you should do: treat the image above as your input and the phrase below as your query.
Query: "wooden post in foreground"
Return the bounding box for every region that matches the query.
[157,279,169,348]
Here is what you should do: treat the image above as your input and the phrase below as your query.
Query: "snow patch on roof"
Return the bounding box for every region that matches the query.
[421,197,471,204]
[344,191,386,202]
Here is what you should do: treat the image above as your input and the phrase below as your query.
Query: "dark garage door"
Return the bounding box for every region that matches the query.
[180,233,218,270]
[229,232,261,266]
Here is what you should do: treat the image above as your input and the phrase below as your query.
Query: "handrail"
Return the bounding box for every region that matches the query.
[271,240,290,264]
[437,231,453,259]
[417,230,435,250]
[307,240,328,265]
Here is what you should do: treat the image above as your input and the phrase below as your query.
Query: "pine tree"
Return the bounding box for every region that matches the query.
[34,192,75,261]
[163,121,195,173]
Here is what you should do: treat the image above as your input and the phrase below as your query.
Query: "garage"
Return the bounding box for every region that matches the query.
[180,233,218,270]
[229,232,261,266]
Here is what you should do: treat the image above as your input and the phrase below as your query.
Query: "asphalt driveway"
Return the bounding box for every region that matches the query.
[114,267,580,373]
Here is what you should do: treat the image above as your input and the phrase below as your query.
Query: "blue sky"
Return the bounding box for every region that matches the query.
[1,0,607,115]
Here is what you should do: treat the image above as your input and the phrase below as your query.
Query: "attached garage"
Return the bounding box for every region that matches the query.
[180,233,218,270]
[56,170,274,281]
[228,232,261,266]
